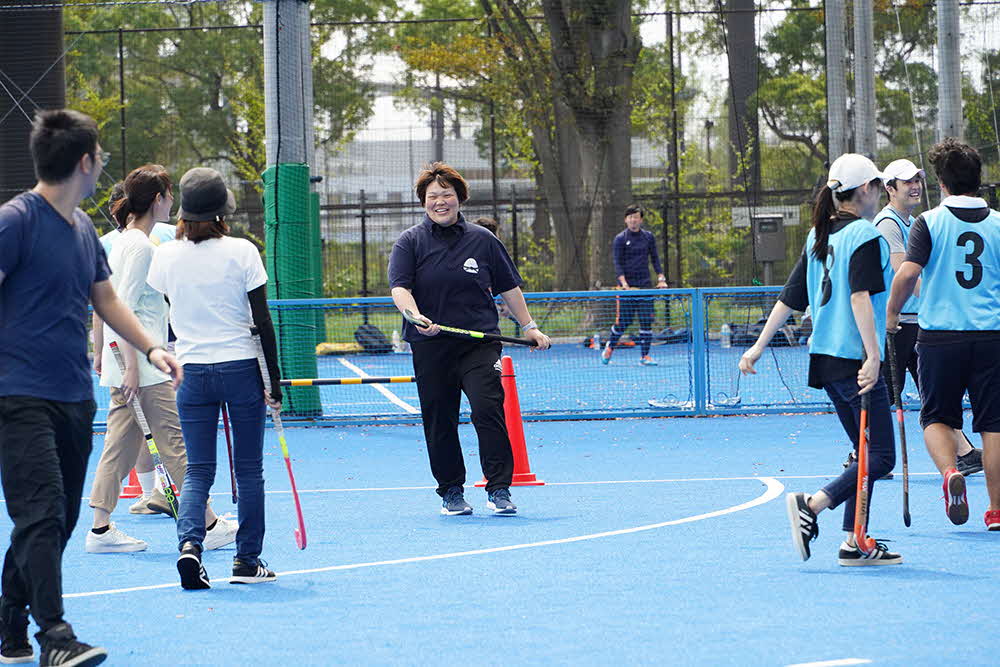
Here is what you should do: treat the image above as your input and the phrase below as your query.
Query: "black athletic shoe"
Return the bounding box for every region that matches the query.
[0,606,33,664]
[487,487,517,515]
[837,539,902,566]
[957,447,984,476]
[177,541,210,590]
[230,558,277,584]
[440,486,473,516]
[36,623,106,667]
[843,451,893,479]
[785,492,819,561]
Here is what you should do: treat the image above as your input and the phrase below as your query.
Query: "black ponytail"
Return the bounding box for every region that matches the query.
[810,184,856,262]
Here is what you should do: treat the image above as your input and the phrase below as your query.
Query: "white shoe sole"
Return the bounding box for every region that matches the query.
[85,541,147,554]
[230,575,278,584]
[838,556,903,566]
[42,646,107,667]
[486,501,517,515]
[785,493,809,561]
[440,507,472,516]
[0,652,35,664]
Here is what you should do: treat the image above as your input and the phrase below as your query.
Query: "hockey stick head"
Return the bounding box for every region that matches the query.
[402,308,431,328]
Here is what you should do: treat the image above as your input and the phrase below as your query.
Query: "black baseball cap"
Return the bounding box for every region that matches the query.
[178,167,236,222]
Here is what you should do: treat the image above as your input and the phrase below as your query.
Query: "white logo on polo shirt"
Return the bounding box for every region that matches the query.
[463,258,479,274]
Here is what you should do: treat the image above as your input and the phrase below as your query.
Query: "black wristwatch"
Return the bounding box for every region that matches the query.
[145,345,167,363]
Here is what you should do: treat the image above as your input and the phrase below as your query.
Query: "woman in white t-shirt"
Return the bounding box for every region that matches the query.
[147,167,282,590]
[87,165,236,555]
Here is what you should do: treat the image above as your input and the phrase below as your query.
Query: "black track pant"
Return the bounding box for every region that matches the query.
[0,396,94,631]
[411,338,513,495]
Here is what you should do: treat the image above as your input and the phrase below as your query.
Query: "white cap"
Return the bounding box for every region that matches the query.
[882,158,925,182]
[827,153,886,193]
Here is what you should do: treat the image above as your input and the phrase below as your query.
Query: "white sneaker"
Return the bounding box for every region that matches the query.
[203,515,238,551]
[129,495,156,515]
[85,522,147,553]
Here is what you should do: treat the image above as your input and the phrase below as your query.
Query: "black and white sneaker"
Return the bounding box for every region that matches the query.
[786,492,819,561]
[177,541,210,590]
[0,606,33,664]
[441,486,473,516]
[957,447,984,476]
[36,623,106,667]
[837,539,902,566]
[487,488,517,515]
[230,558,277,584]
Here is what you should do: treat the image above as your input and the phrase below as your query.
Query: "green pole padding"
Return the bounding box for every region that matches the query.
[262,163,321,416]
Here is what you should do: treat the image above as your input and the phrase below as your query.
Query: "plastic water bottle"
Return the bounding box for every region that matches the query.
[391,329,403,354]
[592,332,601,350]
[720,323,732,349]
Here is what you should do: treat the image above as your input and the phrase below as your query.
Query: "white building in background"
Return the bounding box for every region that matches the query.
[316,136,670,204]
[315,135,670,244]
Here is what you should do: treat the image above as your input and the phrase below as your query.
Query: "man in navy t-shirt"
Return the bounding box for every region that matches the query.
[601,205,668,366]
[0,110,181,665]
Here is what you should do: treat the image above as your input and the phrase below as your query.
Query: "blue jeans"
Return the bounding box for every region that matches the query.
[175,359,266,561]
[820,375,896,533]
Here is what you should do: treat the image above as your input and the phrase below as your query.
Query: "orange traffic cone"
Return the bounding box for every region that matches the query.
[476,355,544,487]
[119,468,142,498]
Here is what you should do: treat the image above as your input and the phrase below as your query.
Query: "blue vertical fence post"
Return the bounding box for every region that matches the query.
[691,288,708,415]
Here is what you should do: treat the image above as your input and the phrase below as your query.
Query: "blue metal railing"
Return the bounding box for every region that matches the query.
[92,287,919,429]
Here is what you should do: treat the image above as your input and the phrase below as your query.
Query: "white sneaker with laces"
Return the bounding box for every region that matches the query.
[203,515,238,551]
[85,522,147,554]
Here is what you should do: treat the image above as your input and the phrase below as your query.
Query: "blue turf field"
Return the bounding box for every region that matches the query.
[9,411,996,665]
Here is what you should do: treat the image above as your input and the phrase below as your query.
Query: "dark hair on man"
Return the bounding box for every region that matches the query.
[111,164,171,231]
[29,109,99,184]
[474,216,499,236]
[415,162,469,205]
[176,218,228,244]
[624,204,644,219]
[928,138,981,196]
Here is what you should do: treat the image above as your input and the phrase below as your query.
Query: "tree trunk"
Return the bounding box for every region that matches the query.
[531,165,551,247]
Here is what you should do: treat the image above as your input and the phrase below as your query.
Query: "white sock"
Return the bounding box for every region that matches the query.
[138,471,156,498]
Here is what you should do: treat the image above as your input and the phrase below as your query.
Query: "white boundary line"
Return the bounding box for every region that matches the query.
[64,477,783,599]
[335,357,419,414]
[260,471,943,495]
[786,659,872,667]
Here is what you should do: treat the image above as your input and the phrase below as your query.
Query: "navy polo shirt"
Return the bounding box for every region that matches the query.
[613,228,663,287]
[0,192,111,402]
[388,213,522,343]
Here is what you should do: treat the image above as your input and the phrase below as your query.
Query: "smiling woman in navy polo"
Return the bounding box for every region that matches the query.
[388,163,551,517]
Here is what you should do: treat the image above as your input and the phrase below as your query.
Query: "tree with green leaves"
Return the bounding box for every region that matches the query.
[64,0,397,236]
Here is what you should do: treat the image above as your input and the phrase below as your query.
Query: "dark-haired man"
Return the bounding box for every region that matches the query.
[0,109,181,666]
[887,138,1000,531]
[602,205,667,366]
[876,158,983,477]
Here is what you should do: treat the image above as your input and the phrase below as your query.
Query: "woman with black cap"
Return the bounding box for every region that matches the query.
[147,167,283,589]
